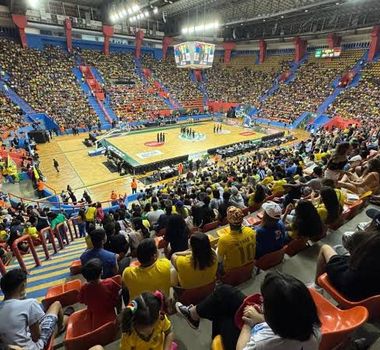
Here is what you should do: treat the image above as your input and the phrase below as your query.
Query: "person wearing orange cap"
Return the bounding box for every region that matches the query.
[217,206,256,273]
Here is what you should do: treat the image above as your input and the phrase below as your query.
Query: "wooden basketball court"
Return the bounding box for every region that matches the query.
[103,121,267,166]
[35,121,308,203]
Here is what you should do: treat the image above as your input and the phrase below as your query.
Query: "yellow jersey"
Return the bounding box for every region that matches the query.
[175,254,217,289]
[24,227,39,239]
[335,189,346,207]
[122,258,171,299]
[316,204,328,224]
[261,175,274,186]
[120,314,171,350]
[0,230,8,241]
[217,226,256,271]
[85,207,96,222]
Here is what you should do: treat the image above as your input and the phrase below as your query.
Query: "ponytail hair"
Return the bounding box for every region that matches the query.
[121,291,164,334]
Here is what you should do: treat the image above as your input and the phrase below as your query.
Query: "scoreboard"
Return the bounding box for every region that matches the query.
[315,48,342,58]
[174,41,215,69]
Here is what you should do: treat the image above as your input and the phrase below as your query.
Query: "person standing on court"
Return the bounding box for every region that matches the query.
[53,158,59,173]
[131,178,138,194]
[157,133,160,143]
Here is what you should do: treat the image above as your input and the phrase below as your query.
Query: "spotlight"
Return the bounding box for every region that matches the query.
[121,8,127,17]
[188,26,194,34]
[182,27,188,34]
[132,4,139,12]
[28,0,39,8]
[127,7,133,15]
[153,7,159,14]
[144,10,149,17]
[130,16,136,22]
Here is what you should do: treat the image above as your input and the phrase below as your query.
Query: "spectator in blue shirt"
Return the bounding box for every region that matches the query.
[255,201,286,259]
[80,228,118,278]
[285,159,298,177]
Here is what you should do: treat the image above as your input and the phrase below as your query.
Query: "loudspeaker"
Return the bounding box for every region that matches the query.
[28,130,48,144]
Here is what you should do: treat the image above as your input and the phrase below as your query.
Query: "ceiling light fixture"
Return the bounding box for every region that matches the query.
[153,7,159,14]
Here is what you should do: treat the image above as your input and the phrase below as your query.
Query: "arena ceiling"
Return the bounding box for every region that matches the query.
[2,0,380,40]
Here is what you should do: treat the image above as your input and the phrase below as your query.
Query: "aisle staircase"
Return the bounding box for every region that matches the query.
[0,238,87,302]
[259,54,308,102]
[72,67,112,129]
[315,50,369,117]
[191,70,209,106]
[135,58,182,110]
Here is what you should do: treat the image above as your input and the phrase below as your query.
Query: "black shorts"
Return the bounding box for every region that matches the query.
[326,254,350,291]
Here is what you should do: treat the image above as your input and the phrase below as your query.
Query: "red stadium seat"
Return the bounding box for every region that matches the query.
[285,238,308,256]
[318,273,380,320]
[70,260,82,275]
[174,281,216,305]
[309,287,368,350]
[64,309,118,350]
[42,279,82,309]
[202,221,220,233]
[254,246,286,271]
[221,262,255,286]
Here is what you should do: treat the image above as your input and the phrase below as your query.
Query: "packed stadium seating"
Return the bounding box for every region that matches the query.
[1,36,380,348]
[141,54,204,111]
[257,49,365,123]
[0,90,25,136]
[0,39,98,130]
[206,54,292,105]
[327,60,380,122]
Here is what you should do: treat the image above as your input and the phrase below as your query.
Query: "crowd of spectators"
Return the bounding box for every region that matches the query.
[141,54,204,110]
[81,50,169,121]
[327,60,380,122]
[206,55,292,105]
[0,39,98,131]
[2,116,380,349]
[258,50,364,124]
[0,91,25,136]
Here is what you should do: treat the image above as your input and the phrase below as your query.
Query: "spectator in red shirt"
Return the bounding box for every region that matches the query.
[79,259,121,328]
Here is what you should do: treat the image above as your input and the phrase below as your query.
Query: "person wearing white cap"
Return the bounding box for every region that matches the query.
[255,201,286,259]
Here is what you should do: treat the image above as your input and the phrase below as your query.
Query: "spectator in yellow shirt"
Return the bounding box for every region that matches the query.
[122,238,171,302]
[23,222,40,244]
[217,206,256,273]
[119,291,174,350]
[171,232,217,289]
[315,187,342,225]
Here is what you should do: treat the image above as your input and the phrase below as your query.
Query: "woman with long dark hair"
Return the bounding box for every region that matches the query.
[284,200,324,240]
[247,184,266,208]
[171,232,217,289]
[164,214,189,257]
[316,186,342,225]
[176,272,321,350]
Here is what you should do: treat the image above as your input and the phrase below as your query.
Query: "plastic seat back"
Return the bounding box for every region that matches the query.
[43,279,82,309]
[221,262,254,286]
[318,273,380,320]
[211,335,224,350]
[254,247,286,270]
[309,288,368,350]
[285,238,308,257]
[64,309,118,350]
[70,260,82,275]
[174,281,216,305]
[202,221,220,233]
